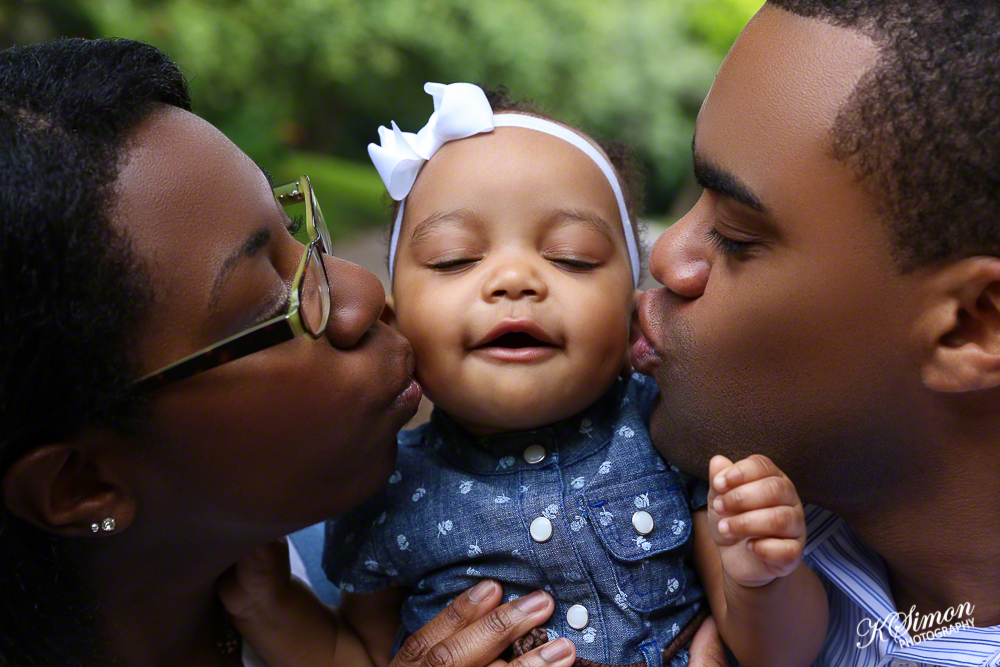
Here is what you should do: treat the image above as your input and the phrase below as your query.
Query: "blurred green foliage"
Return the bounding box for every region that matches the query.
[1,0,763,237]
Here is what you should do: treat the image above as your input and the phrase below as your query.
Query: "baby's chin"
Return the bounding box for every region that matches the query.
[426,375,617,437]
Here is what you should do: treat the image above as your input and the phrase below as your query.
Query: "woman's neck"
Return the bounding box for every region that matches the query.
[79,532,250,666]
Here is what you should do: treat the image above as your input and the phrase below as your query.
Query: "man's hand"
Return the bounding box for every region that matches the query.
[707,454,806,588]
[688,617,728,667]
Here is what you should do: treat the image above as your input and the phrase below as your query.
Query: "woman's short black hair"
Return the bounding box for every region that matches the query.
[0,37,190,664]
[768,0,1000,269]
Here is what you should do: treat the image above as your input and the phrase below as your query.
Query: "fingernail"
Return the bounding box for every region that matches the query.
[515,590,549,613]
[713,474,727,492]
[468,580,497,603]
[718,519,730,535]
[713,498,724,513]
[540,638,573,662]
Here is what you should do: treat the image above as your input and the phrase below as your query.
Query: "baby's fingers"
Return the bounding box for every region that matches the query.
[712,454,787,494]
[716,506,805,541]
[712,476,800,516]
[706,455,734,504]
[746,537,804,576]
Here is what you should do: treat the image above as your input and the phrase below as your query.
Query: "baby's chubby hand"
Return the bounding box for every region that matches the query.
[706,454,806,588]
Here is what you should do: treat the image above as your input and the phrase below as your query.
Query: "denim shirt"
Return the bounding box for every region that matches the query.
[324,374,709,667]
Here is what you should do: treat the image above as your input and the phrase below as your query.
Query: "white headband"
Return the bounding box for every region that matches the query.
[368,82,641,285]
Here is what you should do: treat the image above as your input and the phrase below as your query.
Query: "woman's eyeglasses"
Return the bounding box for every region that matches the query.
[134,175,331,394]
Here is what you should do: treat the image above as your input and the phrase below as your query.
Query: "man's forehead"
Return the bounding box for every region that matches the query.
[696,6,878,168]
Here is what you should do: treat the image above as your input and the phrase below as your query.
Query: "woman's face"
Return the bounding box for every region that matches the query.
[113,106,420,539]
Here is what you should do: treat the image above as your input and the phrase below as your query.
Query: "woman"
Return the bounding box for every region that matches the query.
[0,37,564,666]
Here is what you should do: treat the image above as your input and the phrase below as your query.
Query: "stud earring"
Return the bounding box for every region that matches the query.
[100,518,116,532]
[91,523,99,533]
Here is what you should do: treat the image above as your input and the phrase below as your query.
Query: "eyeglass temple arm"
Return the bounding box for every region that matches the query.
[134,317,296,394]
[273,182,305,205]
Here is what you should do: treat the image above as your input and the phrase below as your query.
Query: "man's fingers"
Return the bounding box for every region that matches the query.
[712,454,783,494]
[717,506,805,540]
[712,476,799,516]
[393,580,503,667]
[408,592,555,667]
[688,617,728,667]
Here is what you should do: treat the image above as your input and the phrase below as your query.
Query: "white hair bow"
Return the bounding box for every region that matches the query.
[370,82,640,286]
[368,82,495,201]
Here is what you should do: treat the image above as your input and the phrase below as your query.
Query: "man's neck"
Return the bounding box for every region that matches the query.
[836,459,1000,631]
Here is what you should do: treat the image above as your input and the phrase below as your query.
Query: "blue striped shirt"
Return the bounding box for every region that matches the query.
[803,506,1000,667]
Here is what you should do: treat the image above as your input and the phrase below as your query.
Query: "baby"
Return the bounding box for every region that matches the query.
[222,83,829,667]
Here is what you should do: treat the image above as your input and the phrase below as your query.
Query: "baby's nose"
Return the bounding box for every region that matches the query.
[482,262,548,301]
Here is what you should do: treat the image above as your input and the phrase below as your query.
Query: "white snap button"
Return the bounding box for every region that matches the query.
[566,604,590,630]
[523,444,546,464]
[529,516,553,543]
[632,510,654,536]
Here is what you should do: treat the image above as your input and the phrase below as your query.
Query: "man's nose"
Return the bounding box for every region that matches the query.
[648,192,713,299]
[481,258,548,302]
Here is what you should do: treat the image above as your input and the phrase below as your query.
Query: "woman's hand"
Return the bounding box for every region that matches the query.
[391,581,575,667]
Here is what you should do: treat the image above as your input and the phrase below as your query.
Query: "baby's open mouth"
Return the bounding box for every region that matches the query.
[484,332,555,349]
[473,321,559,362]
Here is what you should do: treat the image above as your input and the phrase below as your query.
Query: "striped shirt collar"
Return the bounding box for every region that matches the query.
[804,506,1000,667]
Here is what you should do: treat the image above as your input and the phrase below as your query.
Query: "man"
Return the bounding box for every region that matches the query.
[636,1,1000,665]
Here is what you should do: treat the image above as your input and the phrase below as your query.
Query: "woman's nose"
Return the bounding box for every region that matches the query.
[321,254,386,349]
[648,193,713,299]
[481,258,548,302]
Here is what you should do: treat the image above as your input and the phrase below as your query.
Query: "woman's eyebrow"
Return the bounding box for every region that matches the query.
[209,226,271,311]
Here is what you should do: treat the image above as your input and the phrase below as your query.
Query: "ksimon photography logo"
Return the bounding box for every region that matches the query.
[857,603,976,648]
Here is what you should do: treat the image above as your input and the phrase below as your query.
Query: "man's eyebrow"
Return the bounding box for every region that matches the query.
[209,226,272,311]
[257,162,275,189]
[552,209,615,243]
[692,142,766,213]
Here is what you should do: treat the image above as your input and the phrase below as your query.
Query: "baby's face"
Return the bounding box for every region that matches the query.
[391,125,635,435]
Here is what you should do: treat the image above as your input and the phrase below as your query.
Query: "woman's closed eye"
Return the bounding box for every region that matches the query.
[286,213,305,240]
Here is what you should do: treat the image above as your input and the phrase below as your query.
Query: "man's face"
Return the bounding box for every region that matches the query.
[635,7,929,506]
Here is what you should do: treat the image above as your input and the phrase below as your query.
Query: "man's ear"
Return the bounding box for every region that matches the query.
[381,293,398,329]
[1,432,136,537]
[919,256,1000,392]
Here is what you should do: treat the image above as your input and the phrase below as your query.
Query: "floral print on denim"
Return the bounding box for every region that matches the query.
[324,374,708,667]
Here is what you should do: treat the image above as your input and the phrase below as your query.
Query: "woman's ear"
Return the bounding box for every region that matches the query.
[381,293,398,329]
[2,432,136,537]
[919,256,1000,392]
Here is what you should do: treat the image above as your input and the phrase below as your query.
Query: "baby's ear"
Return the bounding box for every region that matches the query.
[621,289,643,377]
[381,294,398,329]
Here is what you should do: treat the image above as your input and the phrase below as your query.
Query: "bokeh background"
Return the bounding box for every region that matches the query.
[1,0,764,246]
[1,0,766,435]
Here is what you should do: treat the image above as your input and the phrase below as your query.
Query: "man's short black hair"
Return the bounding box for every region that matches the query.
[767,0,1000,269]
